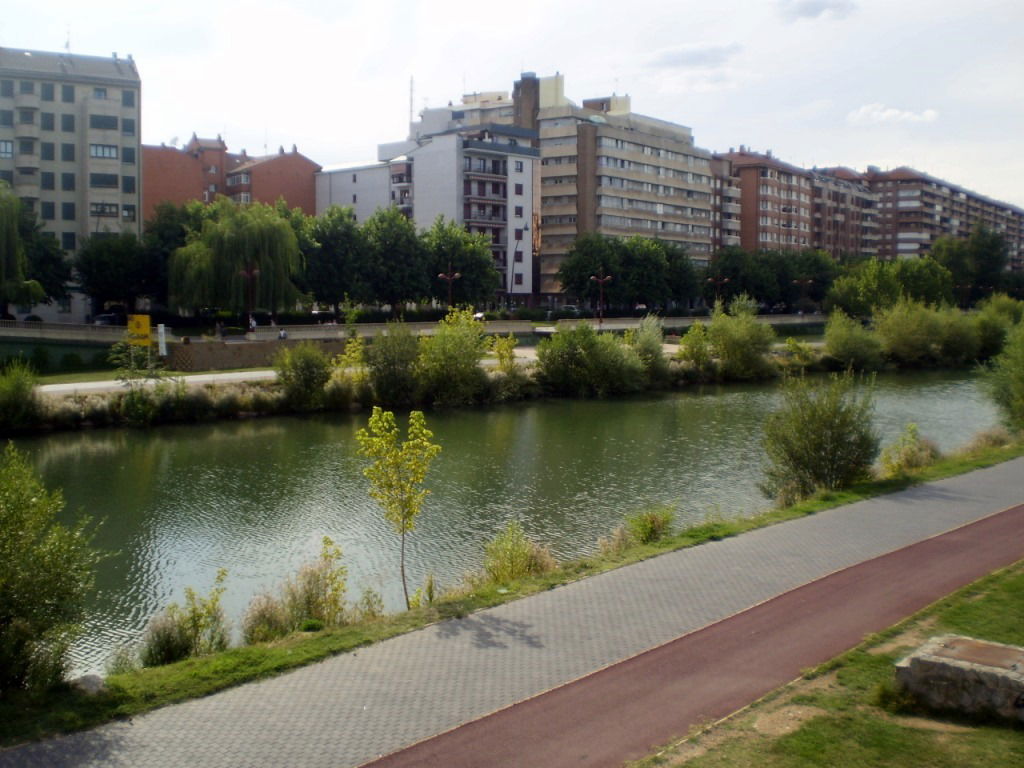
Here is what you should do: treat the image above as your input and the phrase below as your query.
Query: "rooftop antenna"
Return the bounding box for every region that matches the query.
[409,76,414,125]
[64,26,71,53]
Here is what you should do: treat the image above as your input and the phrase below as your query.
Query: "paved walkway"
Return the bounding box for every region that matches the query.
[3,458,1022,768]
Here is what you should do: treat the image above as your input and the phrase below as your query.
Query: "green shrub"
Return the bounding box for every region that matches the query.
[879,423,941,478]
[241,593,291,644]
[535,323,645,397]
[483,520,557,584]
[274,342,330,410]
[676,321,717,382]
[761,373,880,505]
[0,444,100,692]
[366,321,420,408]
[874,298,940,366]
[140,568,230,666]
[707,296,776,380]
[324,337,371,411]
[824,311,883,371]
[974,293,1024,359]
[118,387,159,427]
[0,359,42,431]
[625,506,675,544]
[416,308,489,407]
[986,323,1024,430]
[934,306,981,366]
[780,337,818,373]
[630,315,669,388]
[355,587,385,621]
[597,525,633,557]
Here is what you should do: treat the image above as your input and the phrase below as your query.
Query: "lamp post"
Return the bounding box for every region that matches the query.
[706,275,730,304]
[792,278,814,312]
[438,261,461,307]
[240,263,260,331]
[590,268,612,329]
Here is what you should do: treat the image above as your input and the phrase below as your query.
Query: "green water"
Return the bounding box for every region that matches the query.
[15,370,999,674]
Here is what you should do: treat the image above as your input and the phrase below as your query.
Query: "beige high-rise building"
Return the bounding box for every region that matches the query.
[512,73,714,296]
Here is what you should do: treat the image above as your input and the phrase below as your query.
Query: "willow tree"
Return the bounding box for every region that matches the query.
[170,199,303,315]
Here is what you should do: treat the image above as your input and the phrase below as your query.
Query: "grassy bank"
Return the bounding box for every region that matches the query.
[629,559,1024,768]
[1,435,1021,748]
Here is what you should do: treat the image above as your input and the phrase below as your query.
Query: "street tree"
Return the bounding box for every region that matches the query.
[556,233,622,306]
[305,205,372,307]
[423,216,499,307]
[355,407,442,609]
[19,206,69,305]
[362,207,429,314]
[74,232,147,313]
[618,236,669,309]
[0,183,44,317]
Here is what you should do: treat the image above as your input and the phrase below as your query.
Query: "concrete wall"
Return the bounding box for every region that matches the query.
[410,133,460,230]
[316,163,391,222]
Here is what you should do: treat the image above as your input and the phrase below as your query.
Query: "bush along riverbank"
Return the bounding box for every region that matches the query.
[2,295,1023,436]
[1,407,1021,748]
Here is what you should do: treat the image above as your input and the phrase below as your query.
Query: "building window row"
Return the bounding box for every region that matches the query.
[597,136,710,167]
[598,194,709,219]
[598,175,711,202]
[227,172,251,186]
[599,214,710,235]
[596,156,711,185]
[541,175,576,186]
[90,144,118,159]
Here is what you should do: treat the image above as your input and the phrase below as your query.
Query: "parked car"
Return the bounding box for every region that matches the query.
[93,313,126,326]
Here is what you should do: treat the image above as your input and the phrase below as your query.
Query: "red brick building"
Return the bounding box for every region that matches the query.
[142,133,320,221]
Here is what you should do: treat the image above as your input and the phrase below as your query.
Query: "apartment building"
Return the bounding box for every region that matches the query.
[710,155,742,256]
[859,167,1024,268]
[142,134,320,221]
[316,109,538,300]
[1,47,142,320]
[810,167,879,258]
[512,73,715,295]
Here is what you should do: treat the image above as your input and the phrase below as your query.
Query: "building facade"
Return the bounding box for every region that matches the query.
[858,167,1024,268]
[512,73,715,295]
[1,47,142,320]
[810,168,879,258]
[316,109,538,300]
[142,134,321,221]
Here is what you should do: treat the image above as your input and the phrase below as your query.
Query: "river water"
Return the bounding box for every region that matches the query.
[16,370,999,674]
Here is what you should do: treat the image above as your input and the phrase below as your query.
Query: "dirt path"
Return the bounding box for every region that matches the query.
[364,502,1024,768]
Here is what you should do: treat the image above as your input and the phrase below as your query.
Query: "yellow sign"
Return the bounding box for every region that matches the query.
[127,314,151,347]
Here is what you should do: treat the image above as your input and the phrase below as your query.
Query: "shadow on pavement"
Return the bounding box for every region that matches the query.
[433,613,544,650]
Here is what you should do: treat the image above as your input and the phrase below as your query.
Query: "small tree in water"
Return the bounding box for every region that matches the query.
[356,407,441,609]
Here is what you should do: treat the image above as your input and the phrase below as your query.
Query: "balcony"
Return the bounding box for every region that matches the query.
[722,202,740,215]
[723,234,741,246]
[466,212,507,224]
[15,121,39,140]
[14,91,40,110]
[15,153,39,172]
[722,219,740,231]
[14,178,39,199]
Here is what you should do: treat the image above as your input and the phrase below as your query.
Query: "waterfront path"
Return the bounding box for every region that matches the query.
[3,458,1022,768]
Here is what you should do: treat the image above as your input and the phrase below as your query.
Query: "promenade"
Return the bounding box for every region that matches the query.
[3,458,1022,768]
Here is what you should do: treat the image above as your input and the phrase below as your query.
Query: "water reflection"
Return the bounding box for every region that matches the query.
[15,370,998,673]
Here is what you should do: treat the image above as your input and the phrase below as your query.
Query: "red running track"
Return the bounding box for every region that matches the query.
[363,503,1024,768]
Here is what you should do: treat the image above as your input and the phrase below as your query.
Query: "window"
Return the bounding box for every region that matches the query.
[121,118,135,136]
[41,112,54,130]
[18,139,35,155]
[122,175,135,194]
[61,172,75,191]
[90,202,118,217]
[514,250,523,263]
[89,173,118,188]
[61,144,75,161]
[514,183,523,195]
[0,170,11,185]
[122,90,135,108]
[61,232,76,250]
[40,142,54,161]
[0,140,11,159]
[61,113,75,132]
[40,201,55,220]
[514,205,523,217]
[41,171,54,190]
[61,202,75,221]
[41,82,54,101]
[352,173,357,182]
[92,87,107,100]
[226,172,250,186]
[122,147,135,164]
[122,204,136,222]
[514,160,524,172]
[514,273,523,285]
[89,144,118,159]
[0,80,13,97]
[0,110,11,127]
[61,84,74,103]
[20,80,35,95]
[514,228,523,241]
[89,114,117,130]
[18,109,34,125]
[352,194,357,204]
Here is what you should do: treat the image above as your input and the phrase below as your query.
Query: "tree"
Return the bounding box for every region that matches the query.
[304,205,372,307]
[663,242,700,308]
[0,184,44,317]
[423,216,499,307]
[362,207,429,314]
[761,373,879,505]
[825,259,902,317]
[618,236,669,309]
[141,200,209,307]
[169,199,303,315]
[74,232,146,313]
[19,207,70,305]
[893,257,953,306]
[556,233,622,305]
[986,323,1024,430]
[355,408,441,610]
[931,225,1008,306]
[0,443,101,693]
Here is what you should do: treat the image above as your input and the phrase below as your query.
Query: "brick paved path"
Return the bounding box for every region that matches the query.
[3,458,1022,768]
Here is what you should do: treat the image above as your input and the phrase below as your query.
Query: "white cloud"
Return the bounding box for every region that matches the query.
[647,43,742,70]
[778,0,856,21]
[847,103,939,125]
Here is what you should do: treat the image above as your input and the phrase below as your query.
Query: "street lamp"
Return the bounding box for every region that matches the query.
[590,268,612,329]
[706,276,730,303]
[792,278,814,312]
[438,261,461,307]
[240,263,260,331]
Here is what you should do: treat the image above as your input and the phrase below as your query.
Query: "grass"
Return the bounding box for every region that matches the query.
[1,436,1021,748]
[628,561,1024,768]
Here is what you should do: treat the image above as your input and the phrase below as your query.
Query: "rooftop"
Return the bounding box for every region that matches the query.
[0,46,140,83]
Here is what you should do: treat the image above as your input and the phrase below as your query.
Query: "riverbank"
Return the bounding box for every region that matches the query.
[2,434,1020,750]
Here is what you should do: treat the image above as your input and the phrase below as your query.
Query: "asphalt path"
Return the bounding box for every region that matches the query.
[365,502,1024,768]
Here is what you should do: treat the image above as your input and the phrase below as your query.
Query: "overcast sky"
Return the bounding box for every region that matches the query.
[5,0,1022,207]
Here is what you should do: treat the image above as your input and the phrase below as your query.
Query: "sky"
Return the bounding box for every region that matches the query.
[4,0,1023,207]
